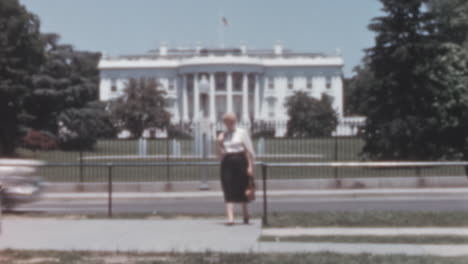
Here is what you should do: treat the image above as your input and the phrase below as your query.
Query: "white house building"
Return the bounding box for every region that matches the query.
[98,43,353,138]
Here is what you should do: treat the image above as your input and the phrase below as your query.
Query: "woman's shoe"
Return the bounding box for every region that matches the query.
[243,217,249,224]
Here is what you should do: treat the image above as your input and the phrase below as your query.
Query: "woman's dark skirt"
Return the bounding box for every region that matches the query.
[220,152,249,203]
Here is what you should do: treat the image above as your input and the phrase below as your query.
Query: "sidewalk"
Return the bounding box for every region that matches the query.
[41,187,468,200]
[1,218,468,256]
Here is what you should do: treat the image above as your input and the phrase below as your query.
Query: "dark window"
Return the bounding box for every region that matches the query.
[307,79,313,89]
[216,73,226,91]
[268,78,274,89]
[168,79,175,90]
[326,77,332,89]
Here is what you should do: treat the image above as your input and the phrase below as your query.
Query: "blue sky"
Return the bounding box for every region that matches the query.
[20,0,383,77]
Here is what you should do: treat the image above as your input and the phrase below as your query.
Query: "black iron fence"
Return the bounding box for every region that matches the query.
[1,161,468,222]
[14,120,467,182]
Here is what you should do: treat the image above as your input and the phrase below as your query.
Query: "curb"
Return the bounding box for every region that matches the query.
[41,188,468,200]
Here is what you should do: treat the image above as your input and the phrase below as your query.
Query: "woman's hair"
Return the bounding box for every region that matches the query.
[222,112,237,122]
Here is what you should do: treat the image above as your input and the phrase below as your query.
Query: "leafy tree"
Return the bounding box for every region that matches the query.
[359,0,468,160]
[24,33,101,134]
[22,34,115,150]
[0,0,44,156]
[429,0,468,45]
[344,64,376,116]
[109,78,171,138]
[58,102,116,150]
[285,91,338,138]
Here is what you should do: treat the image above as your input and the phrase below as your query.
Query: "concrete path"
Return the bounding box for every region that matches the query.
[1,218,468,256]
[0,218,261,253]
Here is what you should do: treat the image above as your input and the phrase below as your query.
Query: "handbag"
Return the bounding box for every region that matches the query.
[245,177,256,202]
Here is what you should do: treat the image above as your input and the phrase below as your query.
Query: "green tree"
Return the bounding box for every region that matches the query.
[57,102,116,150]
[24,33,101,133]
[344,63,376,116]
[360,0,468,160]
[285,91,338,138]
[22,33,114,150]
[0,0,44,156]
[109,78,171,138]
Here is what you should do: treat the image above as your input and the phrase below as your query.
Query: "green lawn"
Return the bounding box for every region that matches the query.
[259,235,468,244]
[266,211,468,228]
[16,138,466,182]
[1,250,467,264]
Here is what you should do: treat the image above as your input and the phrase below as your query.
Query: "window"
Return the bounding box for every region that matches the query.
[287,77,294,89]
[216,73,226,91]
[268,78,274,89]
[168,79,175,90]
[307,78,313,89]
[110,79,117,92]
[233,73,242,91]
[326,76,332,89]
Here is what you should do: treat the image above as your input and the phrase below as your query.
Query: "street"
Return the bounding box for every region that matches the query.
[10,195,468,215]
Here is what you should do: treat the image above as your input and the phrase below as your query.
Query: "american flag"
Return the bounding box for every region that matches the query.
[222,16,229,26]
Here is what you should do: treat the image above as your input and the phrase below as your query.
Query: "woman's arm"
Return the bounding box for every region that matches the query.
[242,129,255,177]
[215,132,225,160]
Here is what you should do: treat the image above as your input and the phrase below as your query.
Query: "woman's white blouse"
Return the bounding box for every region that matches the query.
[222,128,255,157]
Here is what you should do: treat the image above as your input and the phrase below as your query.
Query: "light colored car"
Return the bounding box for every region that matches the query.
[0,159,44,210]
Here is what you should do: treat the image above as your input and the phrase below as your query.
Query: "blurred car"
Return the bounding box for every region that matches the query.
[0,159,44,210]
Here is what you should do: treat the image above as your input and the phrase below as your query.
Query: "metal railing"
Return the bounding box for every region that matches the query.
[259,161,468,226]
[1,161,468,224]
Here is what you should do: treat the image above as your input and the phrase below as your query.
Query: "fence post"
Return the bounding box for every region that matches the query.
[416,167,425,187]
[165,138,172,191]
[79,149,84,183]
[0,186,3,235]
[262,163,268,226]
[107,165,113,218]
[199,133,210,190]
[333,136,341,188]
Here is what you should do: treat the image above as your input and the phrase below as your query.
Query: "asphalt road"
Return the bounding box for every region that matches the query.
[10,196,468,215]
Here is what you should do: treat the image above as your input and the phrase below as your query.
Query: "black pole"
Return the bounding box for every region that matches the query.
[334,136,338,174]
[79,149,84,183]
[416,167,424,187]
[0,186,3,235]
[107,165,113,218]
[166,138,170,184]
[262,164,268,226]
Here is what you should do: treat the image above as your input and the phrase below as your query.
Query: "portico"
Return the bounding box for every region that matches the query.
[179,71,261,125]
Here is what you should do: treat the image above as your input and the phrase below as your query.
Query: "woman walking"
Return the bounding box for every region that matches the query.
[216,113,255,225]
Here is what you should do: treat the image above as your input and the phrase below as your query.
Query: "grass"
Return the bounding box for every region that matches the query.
[267,211,468,228]
[16,138,466,182]
[259,235,468,244]
[1,250,467,264]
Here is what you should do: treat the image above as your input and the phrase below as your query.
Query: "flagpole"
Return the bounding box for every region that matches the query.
[218,9,224,48]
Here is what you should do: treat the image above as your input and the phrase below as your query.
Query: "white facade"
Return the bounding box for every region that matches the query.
[98,44,346,137]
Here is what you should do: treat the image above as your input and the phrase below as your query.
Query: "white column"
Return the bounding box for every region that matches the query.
[172,78,180,123]
[332,76,344,118]
[226,72,233,113]
[193,73,200,121]
[261,76,269,120]
[254,74,260,121]
[182,75,189,122]
[242,72,250,123]
[99,78,111,101]
[209,72,216,123]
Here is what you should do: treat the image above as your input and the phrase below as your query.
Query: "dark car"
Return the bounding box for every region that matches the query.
[0,159,44,210]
